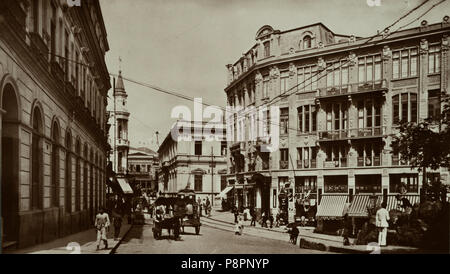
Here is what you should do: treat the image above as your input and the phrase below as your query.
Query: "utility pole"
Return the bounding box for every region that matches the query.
[211,146,214,206]
[113,77,116,175]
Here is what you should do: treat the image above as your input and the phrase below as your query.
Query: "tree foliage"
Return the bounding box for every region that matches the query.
[391,92,450,171]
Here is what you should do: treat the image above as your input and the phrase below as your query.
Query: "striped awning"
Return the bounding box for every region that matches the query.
[348,195,383,217]
[117,178,134,194]
[316,195,348,220]
[386,195,420,212]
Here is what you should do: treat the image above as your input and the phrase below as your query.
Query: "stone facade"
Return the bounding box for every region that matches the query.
[1,0,110,248]
[225,21,450,221]
[158,121,227,206]
[127,147,159,195]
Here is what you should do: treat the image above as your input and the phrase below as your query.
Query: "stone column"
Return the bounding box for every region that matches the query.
[419,39,429,122]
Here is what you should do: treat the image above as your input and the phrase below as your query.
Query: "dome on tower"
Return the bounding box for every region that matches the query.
[115,70,126,94]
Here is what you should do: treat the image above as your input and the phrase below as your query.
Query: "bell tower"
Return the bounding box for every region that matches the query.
[111,70,130,176]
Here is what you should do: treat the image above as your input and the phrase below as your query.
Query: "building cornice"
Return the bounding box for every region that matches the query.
[225,23,450,93]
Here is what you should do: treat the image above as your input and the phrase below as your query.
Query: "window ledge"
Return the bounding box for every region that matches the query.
[391,76,418,82]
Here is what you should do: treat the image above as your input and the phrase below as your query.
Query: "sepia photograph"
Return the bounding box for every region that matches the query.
[0,0,449,260]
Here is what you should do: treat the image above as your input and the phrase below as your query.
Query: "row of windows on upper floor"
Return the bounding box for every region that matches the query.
[230,36,314,80]
[28,0,106,129]
[228,44,442,107]
[229,89,441,139]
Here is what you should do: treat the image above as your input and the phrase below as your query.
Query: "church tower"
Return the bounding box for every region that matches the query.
[110,70,130,176]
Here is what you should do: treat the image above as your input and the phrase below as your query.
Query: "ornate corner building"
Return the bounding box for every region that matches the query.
[158,121,228,205]
[224,20,450,229]
[0,0,110,248]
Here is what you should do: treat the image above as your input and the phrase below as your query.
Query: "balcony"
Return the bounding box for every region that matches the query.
[116,138,130,147]
[319,127,384,141]
[317,86,349,98]
[297,159,315,169]
[324,158,346,168]
[279,160,289,170]
[356,80,387,94]
[352,127,383,138]
[317,80,387,100]
[319,129,349,141]
[357,156,381,167]
[50,60,64,82]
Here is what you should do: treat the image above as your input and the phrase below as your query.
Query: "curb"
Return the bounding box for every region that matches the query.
[109,224,133,254]
[204,215,344,244]
[203,215,288,234]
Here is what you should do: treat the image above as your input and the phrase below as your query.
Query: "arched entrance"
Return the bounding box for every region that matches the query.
[1,82,20,242]
[251,173,271,218]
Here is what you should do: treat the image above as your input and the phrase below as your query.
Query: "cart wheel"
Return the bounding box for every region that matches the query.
[195,226,200,235]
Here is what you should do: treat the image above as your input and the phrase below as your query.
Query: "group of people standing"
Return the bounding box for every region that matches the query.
[197,197,212,217]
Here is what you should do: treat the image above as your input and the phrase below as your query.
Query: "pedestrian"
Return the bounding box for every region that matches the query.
[234,217,244,235]
[232,205,239,223]
[376,202,390,247]
[197,197,203,217]
[289,225,299,245]
[95,207,110,250]
[269,213,274,228]
[202,199,207,216]
[342,213,351,246]
[206,197,211,216]
[250,207,256,226]
[112,209,123,241]
[261,212,267,228]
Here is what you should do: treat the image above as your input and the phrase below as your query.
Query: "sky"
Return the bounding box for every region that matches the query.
[99,0,450,151]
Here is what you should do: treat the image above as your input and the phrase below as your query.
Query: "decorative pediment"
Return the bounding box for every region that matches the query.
[256,25,275,40]
[191,168,206,175]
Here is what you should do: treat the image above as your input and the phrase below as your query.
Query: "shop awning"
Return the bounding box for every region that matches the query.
[348,195,383,217]
[316,195,348,220]
[216,186,234,199]
[117,178,134,194]
[386,195,420,212]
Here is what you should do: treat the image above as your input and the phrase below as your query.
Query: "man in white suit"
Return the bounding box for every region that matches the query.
[376,202,390,247]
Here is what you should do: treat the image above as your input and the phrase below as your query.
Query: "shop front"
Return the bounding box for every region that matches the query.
[294,176,318,225]
[316,175,349,232]
[252,173,271,219]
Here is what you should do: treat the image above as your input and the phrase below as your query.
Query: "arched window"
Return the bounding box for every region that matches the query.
[93,152,99,211]
[2,82,20,241]
[118,124,122,139]
[89,149,94,220]
[51,121,60,207]
[303,35,312,49]
[75,140,81,211]
[83,144,88,210]
[65,131,72,213]
[31,106,43,210]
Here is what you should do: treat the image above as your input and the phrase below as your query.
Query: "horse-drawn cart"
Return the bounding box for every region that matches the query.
[152,190,202,239]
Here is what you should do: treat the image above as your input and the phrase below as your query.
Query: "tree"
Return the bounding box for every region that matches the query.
[391,92,450,200]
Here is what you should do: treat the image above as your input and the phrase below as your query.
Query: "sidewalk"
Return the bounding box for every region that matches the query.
[205,209,421,254]
[4,222,132,254]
